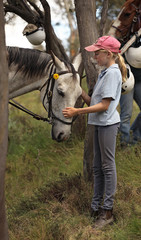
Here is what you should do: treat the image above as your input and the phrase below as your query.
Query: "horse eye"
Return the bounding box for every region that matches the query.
[57,89,65,97]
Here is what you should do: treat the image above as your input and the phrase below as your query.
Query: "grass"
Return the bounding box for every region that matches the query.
[5,91,141,240]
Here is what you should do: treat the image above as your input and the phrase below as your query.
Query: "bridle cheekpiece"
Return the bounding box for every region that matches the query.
[40,70,78,126]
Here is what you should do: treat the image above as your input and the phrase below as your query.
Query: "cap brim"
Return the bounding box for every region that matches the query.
[85,44,103,52]
[85,44,121,53]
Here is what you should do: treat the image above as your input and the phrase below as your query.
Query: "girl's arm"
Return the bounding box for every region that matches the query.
[62,98,112,118]
[81,89,91,106]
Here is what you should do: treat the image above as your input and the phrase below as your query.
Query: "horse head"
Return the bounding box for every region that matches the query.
[8,47,82,142]
[40,53,82,142]
[108,0,141,42]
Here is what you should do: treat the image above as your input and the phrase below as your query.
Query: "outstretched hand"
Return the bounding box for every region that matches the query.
[62,107,78,118]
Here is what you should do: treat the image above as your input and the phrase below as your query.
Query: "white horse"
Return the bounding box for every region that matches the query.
[8,47,82,142]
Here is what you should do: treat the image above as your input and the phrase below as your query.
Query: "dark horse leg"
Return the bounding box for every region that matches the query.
[119,89,133,145]
[131,82,141,143]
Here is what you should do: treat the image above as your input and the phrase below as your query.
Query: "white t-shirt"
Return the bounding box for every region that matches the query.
[88,64,122,126]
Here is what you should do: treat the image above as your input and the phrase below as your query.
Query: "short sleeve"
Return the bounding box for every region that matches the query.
[101,70,121,100]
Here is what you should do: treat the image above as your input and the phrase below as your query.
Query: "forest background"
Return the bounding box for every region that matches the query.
[1,0,141,239]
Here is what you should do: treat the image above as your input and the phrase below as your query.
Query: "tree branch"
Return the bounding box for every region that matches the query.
[19,0,33,15]
[4,3,39,24]
[4,0,69,61]
[39,0,52,52]
[27,0,44,22]
[99,0,109,36]
[40,0,69,60]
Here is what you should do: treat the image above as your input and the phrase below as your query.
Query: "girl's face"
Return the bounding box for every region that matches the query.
[94,50,112,67]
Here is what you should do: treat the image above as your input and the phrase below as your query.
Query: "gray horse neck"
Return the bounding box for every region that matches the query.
[8,47,55,99]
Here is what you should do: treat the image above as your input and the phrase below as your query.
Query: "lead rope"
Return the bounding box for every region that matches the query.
[9,99,51,122]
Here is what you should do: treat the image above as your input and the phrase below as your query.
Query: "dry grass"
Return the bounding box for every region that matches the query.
[6,93,141,240]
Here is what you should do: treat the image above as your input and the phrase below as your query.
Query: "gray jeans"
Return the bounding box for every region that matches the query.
[91,123,119,211]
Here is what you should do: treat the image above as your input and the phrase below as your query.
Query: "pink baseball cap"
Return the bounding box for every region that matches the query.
[85,36,121,53]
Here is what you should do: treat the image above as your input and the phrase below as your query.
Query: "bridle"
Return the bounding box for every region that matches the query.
[112,2,141,43]
[9,64,85,126]
[9,70,82,126]
[40,68,80,126]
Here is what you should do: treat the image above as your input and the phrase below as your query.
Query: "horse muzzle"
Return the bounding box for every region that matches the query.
[51,125,71,142]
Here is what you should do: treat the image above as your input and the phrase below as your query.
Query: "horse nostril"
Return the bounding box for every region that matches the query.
[57,132,64,142]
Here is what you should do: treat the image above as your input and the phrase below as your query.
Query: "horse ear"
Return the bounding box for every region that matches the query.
[51,51,65,70]
[72,53,82,71]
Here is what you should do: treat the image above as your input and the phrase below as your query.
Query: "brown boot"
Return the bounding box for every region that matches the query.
[90,208,102,221]
[93,209,114,229]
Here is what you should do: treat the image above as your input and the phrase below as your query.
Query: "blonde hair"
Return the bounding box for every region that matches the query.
[99,50,127,82]
[115,53,127,83]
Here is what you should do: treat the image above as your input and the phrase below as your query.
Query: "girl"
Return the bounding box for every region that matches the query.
[62,36,127,229]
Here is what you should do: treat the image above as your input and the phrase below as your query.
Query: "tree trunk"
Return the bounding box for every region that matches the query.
[99,0,109,36]
[83,125,95,181]
[0,1,9,239]
[74,0,98,181]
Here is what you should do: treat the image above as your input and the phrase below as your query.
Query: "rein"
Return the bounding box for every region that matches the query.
[9,99,51,123]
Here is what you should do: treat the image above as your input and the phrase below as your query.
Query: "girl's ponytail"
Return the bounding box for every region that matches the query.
[115,54,127,83]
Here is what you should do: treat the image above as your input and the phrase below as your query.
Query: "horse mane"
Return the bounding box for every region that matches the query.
[7,47,77,79]
[7,47,53,78]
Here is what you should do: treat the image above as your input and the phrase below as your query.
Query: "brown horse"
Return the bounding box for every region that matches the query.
[109,0,141,43]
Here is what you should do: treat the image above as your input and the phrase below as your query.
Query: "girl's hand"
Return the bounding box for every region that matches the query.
[62,107,78,118]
